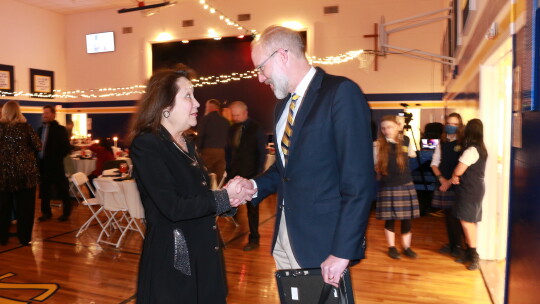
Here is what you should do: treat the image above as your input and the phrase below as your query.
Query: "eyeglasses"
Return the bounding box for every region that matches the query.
[255,50,279,74]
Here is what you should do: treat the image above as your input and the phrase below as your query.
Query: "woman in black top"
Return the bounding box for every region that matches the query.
[130,64,255,303]
[431,113,465,257]
[0,101,41,246]
[451,119,488,270]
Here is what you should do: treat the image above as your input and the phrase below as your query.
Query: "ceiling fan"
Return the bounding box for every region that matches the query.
[118,1,176,14]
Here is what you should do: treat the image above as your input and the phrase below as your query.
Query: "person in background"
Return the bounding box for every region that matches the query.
[431,113,465,258]
[196,99,230,183]
[0,101,41,245]
[450,118,488,271]
[374,115,420,260]
[87,137,115,182]
[65,120,74,139]
[226,101,267,251]
[38,105,72,222]
[129,64,255,303]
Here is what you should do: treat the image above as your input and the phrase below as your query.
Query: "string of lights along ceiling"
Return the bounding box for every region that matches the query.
[0,0,372,99]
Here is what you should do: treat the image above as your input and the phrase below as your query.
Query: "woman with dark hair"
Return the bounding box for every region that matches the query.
[130,64,255,303]
[374,115,420,260]
[431,113,465,257]
[451,118,488,270]
[0,101,41,246]
[87,137,115,181]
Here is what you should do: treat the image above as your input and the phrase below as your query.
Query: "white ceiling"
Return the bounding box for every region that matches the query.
[16,0,175,15]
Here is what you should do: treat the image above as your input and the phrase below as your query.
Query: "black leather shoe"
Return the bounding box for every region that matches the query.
[438,244,451,254]
[403,248,418,259]
[38,214,52,222]
[467,254,480,270]
[388,246,400,259]
[243,243,260,251]
[57,215,70,222]
[451,246,464,258]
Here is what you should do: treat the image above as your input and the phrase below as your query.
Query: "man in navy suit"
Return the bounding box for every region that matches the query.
[231,25,375,287]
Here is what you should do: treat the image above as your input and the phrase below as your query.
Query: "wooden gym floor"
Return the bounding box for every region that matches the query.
[0,194,491,303]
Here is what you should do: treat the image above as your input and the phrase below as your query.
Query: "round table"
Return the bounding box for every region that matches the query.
[95,177,144,218]
[71,158,97,175]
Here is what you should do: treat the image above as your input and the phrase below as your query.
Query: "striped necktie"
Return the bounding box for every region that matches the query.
[280,93,300,164]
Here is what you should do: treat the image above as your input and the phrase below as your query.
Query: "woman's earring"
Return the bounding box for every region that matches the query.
[163,111,170,118]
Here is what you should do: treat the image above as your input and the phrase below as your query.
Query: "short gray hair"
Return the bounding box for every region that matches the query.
[252,25,306,58]
[229,100,248,111]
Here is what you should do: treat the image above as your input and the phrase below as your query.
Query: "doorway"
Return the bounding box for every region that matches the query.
[478,37,512,304]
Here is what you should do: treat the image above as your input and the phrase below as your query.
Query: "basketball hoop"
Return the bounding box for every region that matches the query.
[357,51,375,71]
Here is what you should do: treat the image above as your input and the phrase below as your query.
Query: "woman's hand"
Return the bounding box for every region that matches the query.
[450,175,460,185]
[438,177,451,192]
[225,176,256,207]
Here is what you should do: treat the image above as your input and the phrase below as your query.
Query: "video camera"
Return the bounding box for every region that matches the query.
[398,111,413,125]
[398,103,413,126]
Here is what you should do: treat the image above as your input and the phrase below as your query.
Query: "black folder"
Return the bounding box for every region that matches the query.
[275,268,354,304]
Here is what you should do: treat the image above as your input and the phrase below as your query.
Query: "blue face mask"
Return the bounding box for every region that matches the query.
[445,125,458,134]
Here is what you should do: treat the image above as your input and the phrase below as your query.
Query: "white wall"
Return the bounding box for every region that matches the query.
[0,0,66,101]
[2,0,447,101]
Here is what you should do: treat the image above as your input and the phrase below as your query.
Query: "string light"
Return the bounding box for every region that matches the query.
[0,49,371,99]
[308,49,368,65]
[195,0,257,36]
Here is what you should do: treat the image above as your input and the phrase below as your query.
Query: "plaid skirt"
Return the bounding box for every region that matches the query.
[431,189,456,209]
[376,182,420,220]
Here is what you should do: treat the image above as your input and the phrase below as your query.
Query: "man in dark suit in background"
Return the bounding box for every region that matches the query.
[196,99,230,183]
[38,105,72,222]
[227,101,267,251]
[231,25,374,287]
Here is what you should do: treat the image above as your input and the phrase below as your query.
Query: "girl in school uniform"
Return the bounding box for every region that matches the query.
[431,113,465,257]
[451,118,488,270]
[374,115,420,259]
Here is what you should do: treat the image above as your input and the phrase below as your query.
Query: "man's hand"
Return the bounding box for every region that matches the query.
[224,176,256,207]
[320,255,349,288]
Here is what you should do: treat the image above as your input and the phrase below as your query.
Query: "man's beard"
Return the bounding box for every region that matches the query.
[269,69,289,99]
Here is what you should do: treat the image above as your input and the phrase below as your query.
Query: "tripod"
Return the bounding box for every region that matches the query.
[403,123,429,191]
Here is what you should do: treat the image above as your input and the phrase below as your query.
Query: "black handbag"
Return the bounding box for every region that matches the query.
[275,268,354,304]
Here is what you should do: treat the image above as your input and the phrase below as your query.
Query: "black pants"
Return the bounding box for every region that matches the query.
[445,209,464,248]
[40,175,72,217]
[0,187,36,244]
[247,202,259,244]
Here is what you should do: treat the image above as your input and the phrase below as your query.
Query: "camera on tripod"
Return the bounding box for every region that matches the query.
[398,111,413,125]
[398,103,413,128]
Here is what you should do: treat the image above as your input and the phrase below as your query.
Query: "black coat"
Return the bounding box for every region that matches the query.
[131,127,233,304]
[227,118,267,180]
[37,120,70,180]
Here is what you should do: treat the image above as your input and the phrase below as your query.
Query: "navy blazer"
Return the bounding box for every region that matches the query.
[253,68,375,268]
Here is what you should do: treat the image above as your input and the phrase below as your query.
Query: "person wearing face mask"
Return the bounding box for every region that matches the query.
[431,113,465,258]
[374,115,420,260]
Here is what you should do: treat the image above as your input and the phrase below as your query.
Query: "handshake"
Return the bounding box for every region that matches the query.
[224,176,257,207]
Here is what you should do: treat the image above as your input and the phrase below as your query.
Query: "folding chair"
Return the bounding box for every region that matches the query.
[71,172,109,237]
[93,178,144,248]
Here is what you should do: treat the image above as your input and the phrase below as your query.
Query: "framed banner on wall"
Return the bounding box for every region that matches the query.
[0,64,15,95]
[30,68,54,98]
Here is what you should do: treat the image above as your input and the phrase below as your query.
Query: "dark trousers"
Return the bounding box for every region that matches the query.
[40,175,72,217]
[445,208,464,248]
[0,187,36,244]
[200,148,226,183]
[247,202,260,244]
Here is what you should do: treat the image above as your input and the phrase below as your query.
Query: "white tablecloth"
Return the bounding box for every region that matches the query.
[95,177,144,218]
[71,158,97,175]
